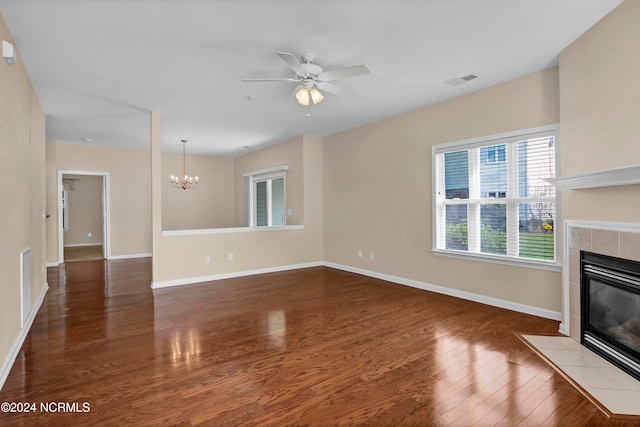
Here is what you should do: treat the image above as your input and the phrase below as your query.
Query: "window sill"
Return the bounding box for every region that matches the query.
[163,225,304,236]
[432,249,562,272]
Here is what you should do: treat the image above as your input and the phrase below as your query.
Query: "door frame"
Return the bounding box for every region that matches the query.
[57,170,111,264]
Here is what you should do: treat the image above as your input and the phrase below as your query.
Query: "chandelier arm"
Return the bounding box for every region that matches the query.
[170,139,198,190]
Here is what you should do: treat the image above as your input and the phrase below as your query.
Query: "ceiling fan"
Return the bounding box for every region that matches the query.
[242,52,370,106]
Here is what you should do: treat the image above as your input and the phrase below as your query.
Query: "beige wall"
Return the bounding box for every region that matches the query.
[323,67,562,312]
[234,137,304,227]
[45,140,58,265]
[559,0,640,225]
[152,135,322,284]
[162,152,235,230]
[0,12,47,383]
[63,174,103,246]
[4,3,637,385]
[54,142,151,259]
[162,138,304,230]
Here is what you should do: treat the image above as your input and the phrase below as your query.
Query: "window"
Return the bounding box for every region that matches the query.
[433,125,558,268]
[484,145,506,163]
[244,166,288,227]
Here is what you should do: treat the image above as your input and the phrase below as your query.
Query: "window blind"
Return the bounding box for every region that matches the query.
[434,129,556,263]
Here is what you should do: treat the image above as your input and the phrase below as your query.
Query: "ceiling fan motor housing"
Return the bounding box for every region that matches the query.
[300,62,323,77]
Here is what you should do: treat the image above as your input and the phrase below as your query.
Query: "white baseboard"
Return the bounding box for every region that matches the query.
[0,282,49,391]
[0,259,562,392]
[150,261,324,289]
[48,253,151,263]
[109,253,151,260]
[150,259,561,321]
[324,262,563,321]
[64,243,103,248]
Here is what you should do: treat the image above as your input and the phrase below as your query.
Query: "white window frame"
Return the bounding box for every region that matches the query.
[432,124,561,272]
[244,165,288,227]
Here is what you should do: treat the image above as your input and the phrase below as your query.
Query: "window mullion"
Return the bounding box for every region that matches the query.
[468,148,480,253]
[267,179,273,226]
[506,142,519,257]
[433,125,557,265]
[435,154,446,250]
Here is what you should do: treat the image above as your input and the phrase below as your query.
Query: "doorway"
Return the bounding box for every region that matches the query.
[58,170,110,264]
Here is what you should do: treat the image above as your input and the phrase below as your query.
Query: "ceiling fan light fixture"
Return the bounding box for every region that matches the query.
[296,87,310,106]
[310,88,324,104]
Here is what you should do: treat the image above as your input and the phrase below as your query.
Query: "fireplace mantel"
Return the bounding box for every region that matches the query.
[546,164,640,191]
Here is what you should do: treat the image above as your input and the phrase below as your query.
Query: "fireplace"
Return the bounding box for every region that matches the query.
[581,251,640,381]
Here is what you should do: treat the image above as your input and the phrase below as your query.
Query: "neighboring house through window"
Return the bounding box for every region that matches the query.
[432,125,558,269]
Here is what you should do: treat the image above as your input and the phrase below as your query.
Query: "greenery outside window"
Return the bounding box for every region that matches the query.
[433,125,558,269]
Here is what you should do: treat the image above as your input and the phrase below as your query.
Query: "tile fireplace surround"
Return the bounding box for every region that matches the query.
[541,220,640,416]
[562,220,640,340]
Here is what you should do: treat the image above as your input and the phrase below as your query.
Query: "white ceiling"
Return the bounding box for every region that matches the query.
[0,0,623,156]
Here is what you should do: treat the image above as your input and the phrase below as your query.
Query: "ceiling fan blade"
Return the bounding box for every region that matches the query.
[277,52,308,78]
[317,65,370,81]
[316,82,354,97]
[242,77,299,82]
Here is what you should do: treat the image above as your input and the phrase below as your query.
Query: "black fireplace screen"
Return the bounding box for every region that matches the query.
[581,251,640,381]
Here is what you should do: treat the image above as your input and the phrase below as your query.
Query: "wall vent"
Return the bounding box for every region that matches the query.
[21,248,32,327]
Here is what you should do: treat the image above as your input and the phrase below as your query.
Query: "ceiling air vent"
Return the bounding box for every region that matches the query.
[445,74,478,86]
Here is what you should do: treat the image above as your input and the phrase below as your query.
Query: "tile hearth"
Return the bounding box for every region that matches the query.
[520,334,640,417]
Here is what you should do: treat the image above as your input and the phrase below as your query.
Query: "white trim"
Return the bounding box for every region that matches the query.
[560,220,572,336]
[431,123,560,268]
[162,225,303,236]
[433,124,558,154]
[242,165,289,177]
[561,220,640,336]
[150,259,561,321]
[46,262,60,268]
[432,249,561,272]
[58,170,111,263]
[0,283,48,391]
[150,261,323,289]
[565,220,640,233]
[546,164,640,191]
[64,243,104,248]
[325,262,562,321]
[109,253,152,260]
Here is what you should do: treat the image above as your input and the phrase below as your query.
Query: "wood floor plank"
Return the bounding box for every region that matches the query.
[1,259,639,426]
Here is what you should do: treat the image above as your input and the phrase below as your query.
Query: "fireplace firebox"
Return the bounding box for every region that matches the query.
[581,251,640,381]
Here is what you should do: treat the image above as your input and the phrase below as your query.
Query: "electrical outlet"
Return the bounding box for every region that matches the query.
[369,252,375,260]
[228,252,234,261]
[88,232,92,238]
[287,209,292,216]
[205,255,211,264]
[358,250,363,258]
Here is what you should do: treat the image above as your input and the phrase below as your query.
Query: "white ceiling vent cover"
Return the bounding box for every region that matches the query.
[446,74,478,86]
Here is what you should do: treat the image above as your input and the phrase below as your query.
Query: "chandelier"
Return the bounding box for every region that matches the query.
[170,139,198,190]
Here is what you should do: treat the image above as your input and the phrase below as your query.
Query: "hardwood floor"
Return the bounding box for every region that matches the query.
[1,259,638,426]
[63,245,104,262]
